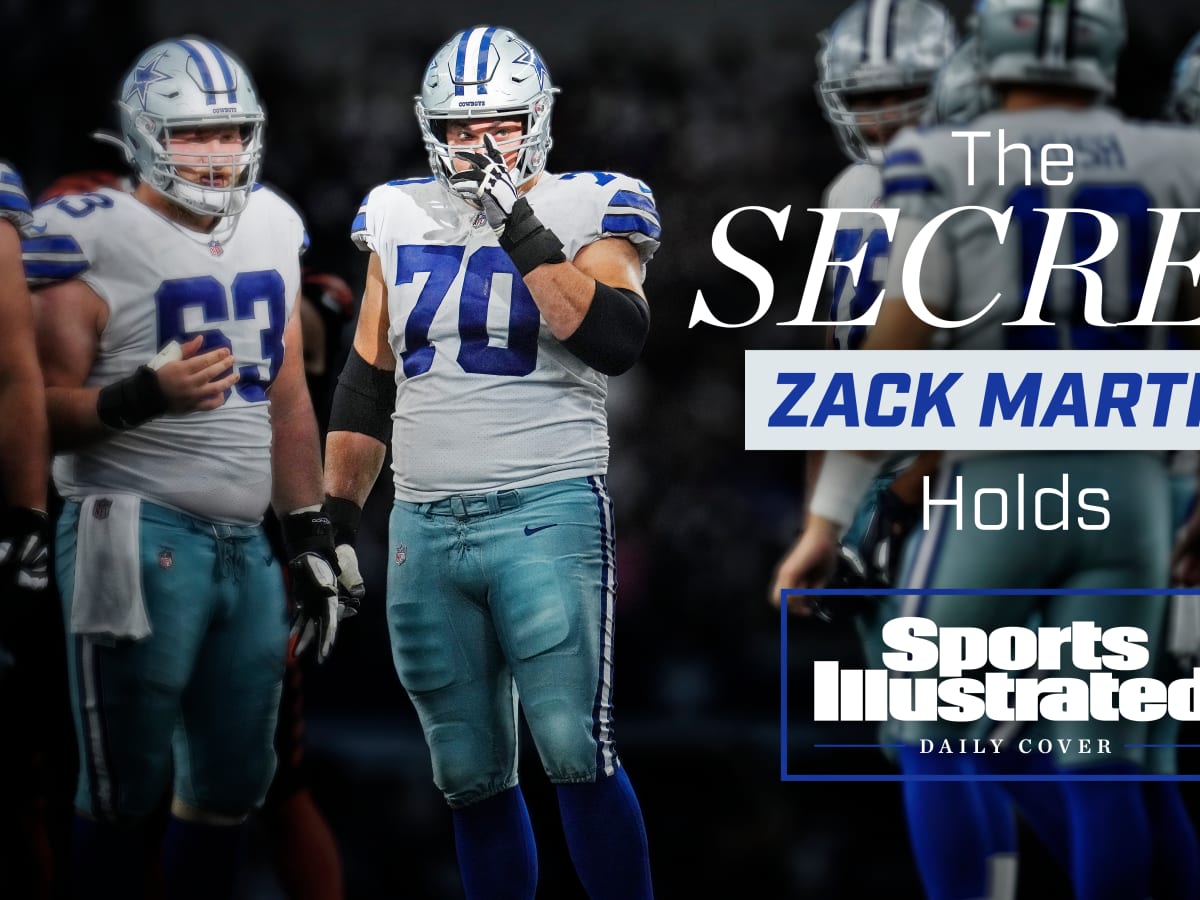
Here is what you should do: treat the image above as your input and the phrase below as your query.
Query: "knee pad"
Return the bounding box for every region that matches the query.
[427,722,517,808]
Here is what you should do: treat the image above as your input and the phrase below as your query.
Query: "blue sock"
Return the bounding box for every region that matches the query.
[452,786,538,900]
[975,750,1071,872]
[1144,782,1200,900]
[557,767,653,900]
[162,815,247,900]
[899,747,1016,900]
[1060,764,1149,900]
[70,814,145,900]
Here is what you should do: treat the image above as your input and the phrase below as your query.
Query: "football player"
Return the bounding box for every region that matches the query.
[0,161,49,606]
[26,38,356,899]
[0,160,53,899]
[785,1,1200,898]
[323,26,657,900]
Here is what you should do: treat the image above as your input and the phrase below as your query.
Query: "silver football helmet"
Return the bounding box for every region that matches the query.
[1167,32,1200,124]
[928,36,997,125]
[102,37,265,217]
[817,0,958,164]
[975,0,1125,96]
[416,26,557,192]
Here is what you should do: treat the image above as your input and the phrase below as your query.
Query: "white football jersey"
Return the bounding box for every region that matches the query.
[353,171,660,502]
[27,186,307,524]
[882,107,1200,350]
[823,163,888,351]
[0,161,35,236]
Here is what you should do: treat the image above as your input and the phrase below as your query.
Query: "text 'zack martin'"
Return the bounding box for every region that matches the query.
[692,129,1200,331]
[814,618,1200,724]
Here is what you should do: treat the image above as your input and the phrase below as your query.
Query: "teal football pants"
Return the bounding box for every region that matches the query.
[387,476,619,808]
[58,499,288,821]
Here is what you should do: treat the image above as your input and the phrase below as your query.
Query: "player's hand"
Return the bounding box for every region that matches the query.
[770,519,840,616]
[0,506,49,593]
[289,551,341,663]
[154,335,240,413]
[334,543,364,619]
[449,133,520,235]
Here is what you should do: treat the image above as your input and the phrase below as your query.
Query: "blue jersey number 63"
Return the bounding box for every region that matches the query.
[155,270,287,403]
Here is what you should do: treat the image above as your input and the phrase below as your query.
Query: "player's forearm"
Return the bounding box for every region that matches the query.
[523,261,596,339]
[324,430,387,507]
[0,369,48,510]
[270,399,325,514]
[45,385,111,450]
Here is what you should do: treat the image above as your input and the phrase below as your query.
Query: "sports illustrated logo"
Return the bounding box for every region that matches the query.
[93,498,112,520]
[395,545,407,566]
[158,550,174,569]
[208,240,224,257]
[813,616,1200,725]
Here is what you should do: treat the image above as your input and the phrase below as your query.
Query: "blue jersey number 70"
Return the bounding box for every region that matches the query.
[395,245,540,378]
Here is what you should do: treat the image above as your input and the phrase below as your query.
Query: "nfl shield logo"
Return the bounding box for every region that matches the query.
[208,240,224,257]
[93,498,112,520]
[158,550,174,569]
[472,212,487,229]
[395,545,407,566]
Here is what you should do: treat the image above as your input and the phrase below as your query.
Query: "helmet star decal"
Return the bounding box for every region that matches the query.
[511,38,548,91]
[128,51,171,109]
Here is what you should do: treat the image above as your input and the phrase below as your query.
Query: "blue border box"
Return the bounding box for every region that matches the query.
[780,588,1200,782]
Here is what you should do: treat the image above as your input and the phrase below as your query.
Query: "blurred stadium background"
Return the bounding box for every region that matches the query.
[6,0,1200,895]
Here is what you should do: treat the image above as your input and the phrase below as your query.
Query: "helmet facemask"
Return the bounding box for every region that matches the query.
[818,72,937,163]
[124,107,264,217]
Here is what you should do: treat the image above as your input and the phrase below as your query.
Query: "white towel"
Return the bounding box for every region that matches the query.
[70,495,152,640]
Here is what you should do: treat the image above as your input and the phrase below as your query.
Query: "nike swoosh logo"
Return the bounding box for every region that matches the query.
[524,524,557,536]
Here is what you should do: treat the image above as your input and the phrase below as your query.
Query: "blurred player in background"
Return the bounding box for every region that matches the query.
[784,0,1200,897]
[324,25,658,900]
[26,37,355,900]
[0,160,53,898]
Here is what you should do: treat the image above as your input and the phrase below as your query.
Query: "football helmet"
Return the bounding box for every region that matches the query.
[928,36,997,125]
[1167,32,1200,124]
[416,26,557,192]
[102,37,265,217]
[975,0,1125,96]
[817,0,958,163]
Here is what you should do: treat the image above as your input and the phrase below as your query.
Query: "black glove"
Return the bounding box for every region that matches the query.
[282,508,342,663]
[449,133,565,275]
[0,506,49,593]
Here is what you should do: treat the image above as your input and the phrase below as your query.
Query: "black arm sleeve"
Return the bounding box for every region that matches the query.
[560,283,650,376]
[327,348,396,445]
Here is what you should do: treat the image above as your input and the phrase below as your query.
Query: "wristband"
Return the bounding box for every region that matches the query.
[324,495,363,547]
[97,366,169,430]
[281,507,337,565]
[809,451,882,533]
[498,197,566,275]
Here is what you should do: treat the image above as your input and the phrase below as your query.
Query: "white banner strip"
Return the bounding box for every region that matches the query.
[746,350,1200,451]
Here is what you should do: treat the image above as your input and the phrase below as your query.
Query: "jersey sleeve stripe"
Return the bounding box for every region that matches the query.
[23,259,90,282]
[608,189,658,218]
[883,149,923,168]
[351,212,366,233]
[883,176,938,198]
[601,213,662,241]
[21,235,83,254]
[0,189,33,215]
